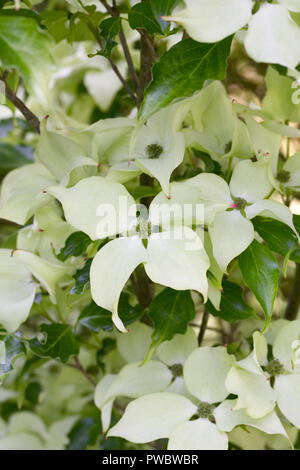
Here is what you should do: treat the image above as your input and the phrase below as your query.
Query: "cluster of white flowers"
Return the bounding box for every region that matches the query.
[92,320,300,450]
[0,79,299,333]
[165,0,300,71]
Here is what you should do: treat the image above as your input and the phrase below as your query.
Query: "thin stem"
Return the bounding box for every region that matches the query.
[68,355,97,387]
[226,156,233,182]
[285,263,300,321]
[87,20,137,104]
[99,0,114,15]
[119,27,141,97]
[108,57,137,104]
[99,0,141,99]
[0,74,40,133]
[198,310,209,346]
[286,120,290,159]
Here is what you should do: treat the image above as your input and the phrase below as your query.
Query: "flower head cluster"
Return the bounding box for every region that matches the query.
[97,321,300,450]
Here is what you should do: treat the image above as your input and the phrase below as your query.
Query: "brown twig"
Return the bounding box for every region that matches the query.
[87,21,137,104]
[119,27,142,97]
[99,0,141,100]
[68,355,97,387]
[198,310,209,346]
[0,75,40,133]
[99,0,114,15]
[108,57,137,104]
[139,30,156,104]
[285,263,300,321]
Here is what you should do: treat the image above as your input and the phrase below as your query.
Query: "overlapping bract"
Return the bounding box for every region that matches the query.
[164,0,300,69]
[0,78,298,334]
[102,323,298,450]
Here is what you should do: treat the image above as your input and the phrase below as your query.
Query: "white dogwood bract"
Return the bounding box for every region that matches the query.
[214,399,288,439]
[48,176,137,241]
[108,393,197,443]
[165,1,300,69]
[107,330,296,449]
[0,248,70,332]
[183,347,234,403]
[0,164,55,225]
[90,226,210,331]
[164,0,253,43]
[186,82,254,160]
[131,104,188,195]
[245,4,300,69]
[167,418,228,451]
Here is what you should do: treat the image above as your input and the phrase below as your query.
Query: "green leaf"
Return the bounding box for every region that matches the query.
[238,240,280,331]
[192,148,222,174]
[139,36,232,119]
[150,0,180,34]
[129,0,179,35]
[252,216,299,258]
[79,293,143,333]
[294,214,300,237]
[71,258,92,295]
[29,324,79,363]
[67,416,99,450]
[206,280,254,323]
[25,382,42,405]
[147,288,195,359]
[0,335,26,378]
[40,11,69,43]
[129,2,164,35]
[57,231,92,262]
[98,16,122,58]
[130,185,160,201]
[0,11,53,99]
[0,143,32,172]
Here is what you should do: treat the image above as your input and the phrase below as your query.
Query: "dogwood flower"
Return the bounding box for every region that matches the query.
[153,158,296,272]
[36,123,98,186]
[226,332,277,419]
[94,326,198,432]
[130,101,190,195]
[0,248,71,332]
[0,124,101,226]
[164,1,300,69]
[272,320,300,428]
[48,176,210,332]
[184,81,254,160]
[0,412,76,450]
[164,0,253,44]
[274,152,300,191]
[226,322,300,430]
[0,163,55,226]
[107,345,287,449]
[17,202,76,263]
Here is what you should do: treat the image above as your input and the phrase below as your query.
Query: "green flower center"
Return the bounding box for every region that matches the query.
[264,359,285,377]
[197,401,215,421]
[170,363,183,378]
[233,197,248,211]
[277,170,291,183]
[136,218,151,239]
[146,143,163,159]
